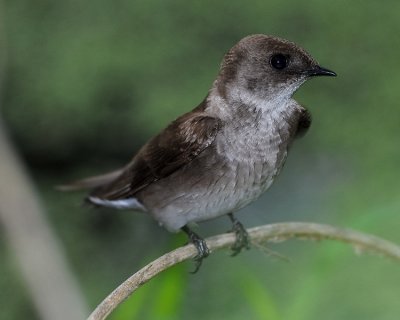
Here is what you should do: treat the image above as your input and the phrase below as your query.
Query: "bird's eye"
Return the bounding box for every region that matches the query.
[270,54,288,70]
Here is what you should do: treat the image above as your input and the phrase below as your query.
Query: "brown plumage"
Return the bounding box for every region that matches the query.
[91,108,222,201]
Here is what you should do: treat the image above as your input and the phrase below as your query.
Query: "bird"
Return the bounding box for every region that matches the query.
[59,34,336,271]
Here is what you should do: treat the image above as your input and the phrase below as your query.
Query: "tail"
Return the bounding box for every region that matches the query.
[56,169,123,191]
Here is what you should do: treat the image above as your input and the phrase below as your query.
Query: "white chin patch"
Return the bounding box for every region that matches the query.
[88,196,146,211]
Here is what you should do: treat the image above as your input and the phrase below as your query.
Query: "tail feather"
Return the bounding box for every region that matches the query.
[56,169,123,191]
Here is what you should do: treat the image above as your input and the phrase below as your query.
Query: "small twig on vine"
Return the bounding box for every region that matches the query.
[251,241,291,262]
[87,222,400,320]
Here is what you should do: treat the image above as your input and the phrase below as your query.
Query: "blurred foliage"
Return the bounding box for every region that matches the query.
[2,0,400,319]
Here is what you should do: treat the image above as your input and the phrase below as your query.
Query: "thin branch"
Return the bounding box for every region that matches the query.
[88,222,400,320]
[0,5,88,319]
[0,123,90,320]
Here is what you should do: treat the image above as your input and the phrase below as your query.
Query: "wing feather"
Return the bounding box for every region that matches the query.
[90,112,222,201]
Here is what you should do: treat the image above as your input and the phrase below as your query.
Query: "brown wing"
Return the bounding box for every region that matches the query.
[90,112,222,200]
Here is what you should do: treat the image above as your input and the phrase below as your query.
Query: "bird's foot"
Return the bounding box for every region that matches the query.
[182,226,210,273]
[228,213,250,256]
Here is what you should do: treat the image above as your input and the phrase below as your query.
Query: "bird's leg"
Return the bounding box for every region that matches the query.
[228,213,250,256]
[181,225,210,273]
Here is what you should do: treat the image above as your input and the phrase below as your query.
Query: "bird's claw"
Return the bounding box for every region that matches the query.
[229,214,250,256]
[191,237,210,273]
[182,225,210,273]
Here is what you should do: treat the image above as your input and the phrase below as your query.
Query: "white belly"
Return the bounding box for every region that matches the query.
[162,123,291,230]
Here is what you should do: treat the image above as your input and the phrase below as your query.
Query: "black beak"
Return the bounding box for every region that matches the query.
[306,66,337,77]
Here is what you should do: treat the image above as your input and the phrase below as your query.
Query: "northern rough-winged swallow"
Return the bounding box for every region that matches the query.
[60,34,336,271]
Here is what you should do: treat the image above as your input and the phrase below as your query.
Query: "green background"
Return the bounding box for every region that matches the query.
[2,0,400,319]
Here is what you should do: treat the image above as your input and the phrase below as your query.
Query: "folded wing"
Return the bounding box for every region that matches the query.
[89,112,222,203]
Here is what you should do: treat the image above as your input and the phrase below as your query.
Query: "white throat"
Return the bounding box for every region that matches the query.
[207,80,304,120]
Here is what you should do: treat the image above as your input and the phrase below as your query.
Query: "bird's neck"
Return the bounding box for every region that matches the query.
[206,83,299,123]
